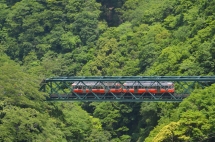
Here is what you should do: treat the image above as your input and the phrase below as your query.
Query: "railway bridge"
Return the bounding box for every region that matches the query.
[39,76,215,102]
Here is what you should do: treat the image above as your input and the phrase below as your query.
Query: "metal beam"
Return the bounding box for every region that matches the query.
[46,99,183,102]
[43,76,215,81]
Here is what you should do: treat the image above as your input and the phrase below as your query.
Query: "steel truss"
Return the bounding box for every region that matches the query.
[39,76,215,102]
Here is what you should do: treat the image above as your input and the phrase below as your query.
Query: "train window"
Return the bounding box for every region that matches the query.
[78,86,82,89]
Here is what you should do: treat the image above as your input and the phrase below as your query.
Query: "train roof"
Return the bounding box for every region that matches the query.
[72,81,173,86]
[123,81,173,86]
[72,81,119,86]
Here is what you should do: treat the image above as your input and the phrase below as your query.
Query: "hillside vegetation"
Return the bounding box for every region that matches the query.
[1,0,215,141]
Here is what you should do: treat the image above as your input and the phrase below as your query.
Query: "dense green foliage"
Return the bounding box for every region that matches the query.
[1,0,215,141]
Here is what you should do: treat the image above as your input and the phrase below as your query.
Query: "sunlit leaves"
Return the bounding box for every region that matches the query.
[145,45,190,75]
[153,122,180,142]
[0,55,46,109]
[0,106,65,142]
[56,102,110,141]
[147,85,215,141]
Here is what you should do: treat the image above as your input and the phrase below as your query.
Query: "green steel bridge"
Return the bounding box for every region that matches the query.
[40,76,215,102]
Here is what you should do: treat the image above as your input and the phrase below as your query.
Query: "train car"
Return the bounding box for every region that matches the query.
[72,81,122,94]
[71,81,175,95]
[122,81,174,94]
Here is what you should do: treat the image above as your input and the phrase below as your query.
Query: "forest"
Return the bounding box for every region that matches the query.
[1,0,215,141]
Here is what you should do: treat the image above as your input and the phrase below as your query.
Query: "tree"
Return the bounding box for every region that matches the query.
[146,85,215,141]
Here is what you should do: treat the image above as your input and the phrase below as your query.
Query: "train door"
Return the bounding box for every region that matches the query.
[157,85,161,93]
[83,86,86,93]
[105,86,109,93]
[134,86,138,94]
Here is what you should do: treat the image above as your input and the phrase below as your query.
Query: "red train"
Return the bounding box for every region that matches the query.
[72,81,175,94]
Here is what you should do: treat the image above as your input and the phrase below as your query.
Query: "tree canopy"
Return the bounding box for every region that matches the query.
[1,0,215,141]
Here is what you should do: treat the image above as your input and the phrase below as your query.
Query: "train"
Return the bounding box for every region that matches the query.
[71,81,175,94]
